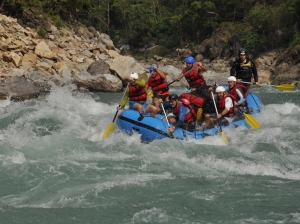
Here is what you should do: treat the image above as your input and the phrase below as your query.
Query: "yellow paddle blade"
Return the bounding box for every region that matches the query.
[244,113,261,129]
[102,122,114,139]
[276,84,296,91]
[221,132,229,143]
[148,91,154,100]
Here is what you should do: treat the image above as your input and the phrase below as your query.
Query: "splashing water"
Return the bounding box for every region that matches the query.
[0,86,300,223]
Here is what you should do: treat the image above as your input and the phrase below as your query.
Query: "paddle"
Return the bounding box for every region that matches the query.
[161,102,171,128]
[167,65,198,87]
[211,92,229,143]
[236,106,261,129]
[102,83,129,139]
[160,102,174,138]
[241,81,296,91]
[148,65,199,99]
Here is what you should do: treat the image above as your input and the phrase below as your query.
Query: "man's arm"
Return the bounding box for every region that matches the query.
[230,61,238,76]
[236,89,246,105]
[251,59,258,83]
[197,62,207,73]
[135,79,146,88]
[224,97,233,110]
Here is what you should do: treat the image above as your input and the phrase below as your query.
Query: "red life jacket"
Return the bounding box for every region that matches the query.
[147,73,169,95]
[179,93,205,108]
[183,65,205,88]
[216,94,235,117]
[129,84,147,101]
[227,84,247,107]
[172,102,196,123]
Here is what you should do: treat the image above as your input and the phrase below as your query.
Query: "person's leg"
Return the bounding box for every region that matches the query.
[152,97,161,112]
[133,103,143,114]
[144,104,159,117]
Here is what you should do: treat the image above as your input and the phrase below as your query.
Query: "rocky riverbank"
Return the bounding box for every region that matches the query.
[0,13,299,101]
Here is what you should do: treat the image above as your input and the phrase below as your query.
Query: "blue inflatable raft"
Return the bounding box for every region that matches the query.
[116,93,262,142]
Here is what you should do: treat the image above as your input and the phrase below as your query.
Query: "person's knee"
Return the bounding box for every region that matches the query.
[134,103,142,112]
[204,113,210,120]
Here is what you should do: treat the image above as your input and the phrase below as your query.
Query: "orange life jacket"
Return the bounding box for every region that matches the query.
[147,73,169,95]
[179,93,205,108]
[129,84,147,102]
[183,65,205,88]
[217,94,235,117]
[227,84,248,107]
[173,103,196,123]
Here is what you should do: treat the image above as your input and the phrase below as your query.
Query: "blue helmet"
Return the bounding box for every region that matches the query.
[149,66,154,72]
[186,56,195,64]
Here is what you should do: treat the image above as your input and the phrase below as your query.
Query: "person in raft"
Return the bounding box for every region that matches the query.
[117,72,157,121]
[175,56,207,90]
[203,86,235,128]
[167,93,196,133]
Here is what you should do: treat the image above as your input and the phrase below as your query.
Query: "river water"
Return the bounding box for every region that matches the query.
[0,79,300,223]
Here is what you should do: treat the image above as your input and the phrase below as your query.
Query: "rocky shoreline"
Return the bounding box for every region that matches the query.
[0,13,299,101]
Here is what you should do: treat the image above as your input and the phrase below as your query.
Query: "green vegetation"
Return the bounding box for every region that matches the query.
[1,0,300,56]
[37,27,47,38]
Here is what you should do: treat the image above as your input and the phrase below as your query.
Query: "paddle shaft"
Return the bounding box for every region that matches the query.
[211,92,223,131]
[112,83,129,122]
[161,102,171,127]
[168,65,198,86]
[241,81,297,87]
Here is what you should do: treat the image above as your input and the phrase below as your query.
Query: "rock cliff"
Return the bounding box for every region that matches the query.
[0,13,299,101]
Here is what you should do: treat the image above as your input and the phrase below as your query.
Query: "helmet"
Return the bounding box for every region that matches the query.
[239,48,246,55]
[228,76,236,82]
[216,86,226,93]
[130,72,138,80]
[149,66,154,72]
[169,94,179,101]
[186,56,195,64]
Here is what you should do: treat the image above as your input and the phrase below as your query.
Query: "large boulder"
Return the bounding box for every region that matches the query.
[106,55,146,81]
[87,60,111,76]
[0,76,42,101]
[74,71,122,92]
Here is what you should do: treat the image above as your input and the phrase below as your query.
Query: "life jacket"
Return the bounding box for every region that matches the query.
[129,83,147,102]
[147,73,169,95]
[172,101,196,123]
[183,65,205,88]
[227,84,248,107]
[179,93,205,109]
[216,94,235,117]
[236,58,253,79]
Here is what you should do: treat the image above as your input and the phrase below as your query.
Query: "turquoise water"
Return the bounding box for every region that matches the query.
[0,86,300,223]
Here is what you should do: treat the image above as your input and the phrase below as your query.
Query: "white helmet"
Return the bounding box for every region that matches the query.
[216,86,226,93]
[228,76,236,82]
[130,72,138,80]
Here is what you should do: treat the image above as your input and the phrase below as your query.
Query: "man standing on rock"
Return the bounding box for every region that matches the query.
[175,56,207,90]
[230,48,259,91]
